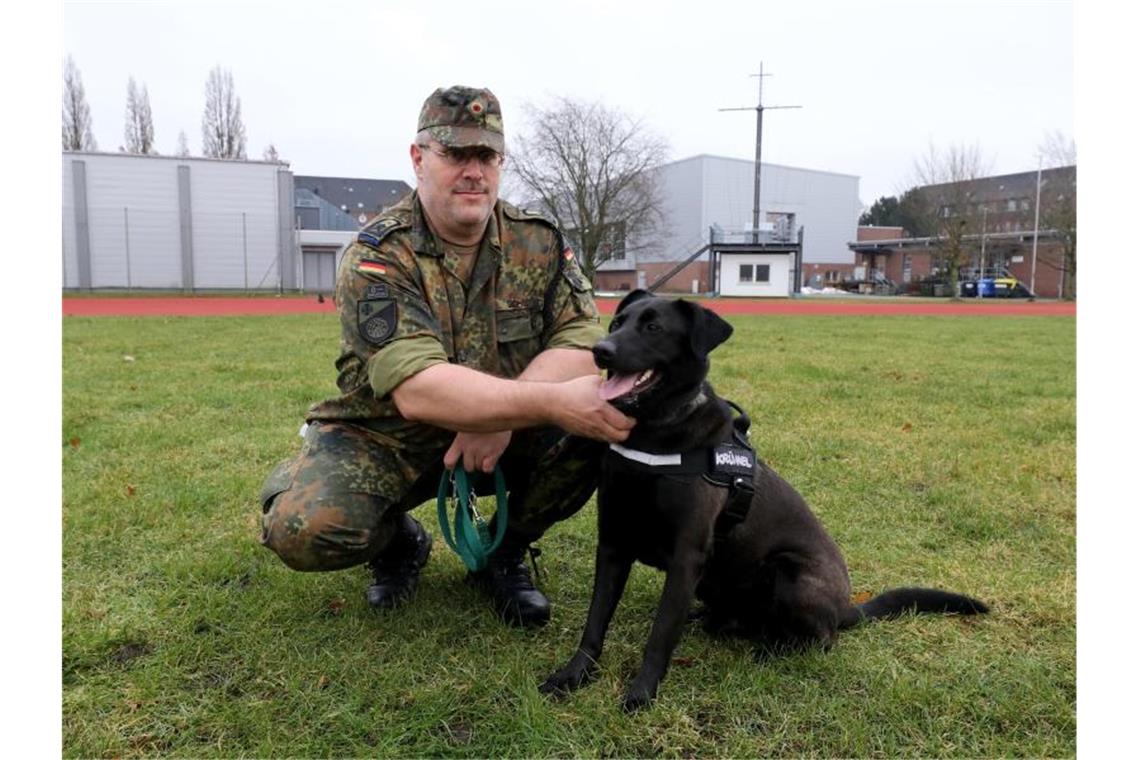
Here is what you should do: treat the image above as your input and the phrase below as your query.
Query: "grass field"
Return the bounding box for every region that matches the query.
[62,312,1075,758]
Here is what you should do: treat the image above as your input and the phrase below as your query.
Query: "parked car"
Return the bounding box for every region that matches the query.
[992,277,1033,298]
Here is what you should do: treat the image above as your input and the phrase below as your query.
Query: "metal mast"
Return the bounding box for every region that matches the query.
[720,63,801,241]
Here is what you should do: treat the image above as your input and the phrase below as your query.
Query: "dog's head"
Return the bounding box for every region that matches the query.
[593,289,733,416]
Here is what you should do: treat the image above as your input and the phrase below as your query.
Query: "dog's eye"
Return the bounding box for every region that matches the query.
[644,322,661,333]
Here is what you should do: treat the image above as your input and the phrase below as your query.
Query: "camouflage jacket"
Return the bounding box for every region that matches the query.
[307,191,604,452]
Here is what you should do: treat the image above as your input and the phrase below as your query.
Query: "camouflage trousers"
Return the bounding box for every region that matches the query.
[259,421,604,572]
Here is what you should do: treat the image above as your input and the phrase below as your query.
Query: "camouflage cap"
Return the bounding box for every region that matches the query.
[417,85,504,153]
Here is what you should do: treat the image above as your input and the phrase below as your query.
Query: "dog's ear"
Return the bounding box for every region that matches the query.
[615,288,652,315]
[678,300,733,357]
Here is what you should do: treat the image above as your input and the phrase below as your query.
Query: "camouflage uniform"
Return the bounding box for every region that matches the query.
[259,183,606,572]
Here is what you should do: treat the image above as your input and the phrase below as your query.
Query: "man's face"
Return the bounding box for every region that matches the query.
[411,139,502,241]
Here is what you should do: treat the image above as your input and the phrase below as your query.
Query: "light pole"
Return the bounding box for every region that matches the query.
[1030,156,1042,296]
[978,206,987,297]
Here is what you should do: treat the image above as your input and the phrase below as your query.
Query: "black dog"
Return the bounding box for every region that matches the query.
[539,290,988,712]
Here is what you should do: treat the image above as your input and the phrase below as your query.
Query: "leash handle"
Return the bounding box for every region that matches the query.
[436,466,508,572]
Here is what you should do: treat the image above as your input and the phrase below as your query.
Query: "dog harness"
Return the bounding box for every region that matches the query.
[606,400,757,540]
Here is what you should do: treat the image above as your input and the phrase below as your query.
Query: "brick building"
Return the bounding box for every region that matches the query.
[847,167,1075,298]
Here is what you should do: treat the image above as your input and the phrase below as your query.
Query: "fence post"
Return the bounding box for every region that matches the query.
[124,206,132,292]
[242,211,249,292]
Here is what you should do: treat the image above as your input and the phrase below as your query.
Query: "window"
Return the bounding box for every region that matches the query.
[739,263,770,284]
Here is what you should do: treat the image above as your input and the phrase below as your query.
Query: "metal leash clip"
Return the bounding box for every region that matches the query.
[436,465,508,572]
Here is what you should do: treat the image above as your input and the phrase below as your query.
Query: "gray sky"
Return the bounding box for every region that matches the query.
[63,0,1073,209]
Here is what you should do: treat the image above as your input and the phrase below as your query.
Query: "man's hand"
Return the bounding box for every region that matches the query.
[444,430,512,473]
[553,375,636,443]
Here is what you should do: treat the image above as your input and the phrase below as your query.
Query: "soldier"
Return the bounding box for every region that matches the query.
[259,85,635,628]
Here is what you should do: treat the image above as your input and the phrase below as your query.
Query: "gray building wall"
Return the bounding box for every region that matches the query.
[62,152,295,290]
[602,155,861,271]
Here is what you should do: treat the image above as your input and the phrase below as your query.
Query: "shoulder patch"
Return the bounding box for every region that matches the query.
[503,204,558,227]
[363,283,389,300]
[356,216,407,251]
[357,297,397,346]
[355,258,388,278]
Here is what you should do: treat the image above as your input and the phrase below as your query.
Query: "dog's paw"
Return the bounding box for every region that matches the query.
[620,682,657,713]
[539,662,597,698]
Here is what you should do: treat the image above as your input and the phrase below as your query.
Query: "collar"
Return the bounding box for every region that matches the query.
[651,390,708,429]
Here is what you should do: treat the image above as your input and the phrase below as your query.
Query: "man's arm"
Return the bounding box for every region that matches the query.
[391,363,633,442]
[517,347,599,383]
[438,348,604,472]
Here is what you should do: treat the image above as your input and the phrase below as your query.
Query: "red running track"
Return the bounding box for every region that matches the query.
[62,296,1074,318]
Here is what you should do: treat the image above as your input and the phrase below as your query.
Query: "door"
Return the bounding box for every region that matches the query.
[302,248,337,293]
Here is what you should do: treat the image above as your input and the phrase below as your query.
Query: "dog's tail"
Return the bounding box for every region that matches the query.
[838,587,989,630]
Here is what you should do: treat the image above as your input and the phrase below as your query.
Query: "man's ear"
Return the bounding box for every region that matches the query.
[410,143,424,178]
[615,288,652,315]
[678,300,733,358]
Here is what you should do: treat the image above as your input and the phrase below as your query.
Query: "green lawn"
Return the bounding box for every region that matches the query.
[62,312,1075,758]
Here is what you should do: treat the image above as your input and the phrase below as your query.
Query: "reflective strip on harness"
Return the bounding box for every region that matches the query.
[608,443,683,467]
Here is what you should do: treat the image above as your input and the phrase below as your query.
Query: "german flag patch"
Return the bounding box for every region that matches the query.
[356,259,387,277]
[563,247,575,261]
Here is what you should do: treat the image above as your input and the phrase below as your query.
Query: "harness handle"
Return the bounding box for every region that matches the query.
[724,399,752,445]
[436,466,509,572]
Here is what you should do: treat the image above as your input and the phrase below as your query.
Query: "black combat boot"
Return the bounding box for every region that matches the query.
[467,536,550,628]
[365,514,432,610]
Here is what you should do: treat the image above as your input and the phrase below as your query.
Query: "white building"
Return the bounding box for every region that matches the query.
[594,154,862,296]
[63,151,296,291]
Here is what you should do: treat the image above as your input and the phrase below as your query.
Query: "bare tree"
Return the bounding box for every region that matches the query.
[906,142,991,298]
[176,130,191,157]
[201,66,246,159]
[123,77,157,154]
[62,55,97,151]
[262,143,280,162]
[1035,131,1077,299]
[507,97,669,280]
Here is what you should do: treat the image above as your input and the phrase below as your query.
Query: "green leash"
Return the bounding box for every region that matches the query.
[436,465,508,572]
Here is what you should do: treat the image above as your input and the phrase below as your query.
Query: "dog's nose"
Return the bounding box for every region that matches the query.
[592,340,616,369]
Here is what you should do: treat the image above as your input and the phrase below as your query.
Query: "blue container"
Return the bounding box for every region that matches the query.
[978,278,996,297]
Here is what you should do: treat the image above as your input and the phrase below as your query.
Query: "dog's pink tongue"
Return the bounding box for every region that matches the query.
[599,373,638,401]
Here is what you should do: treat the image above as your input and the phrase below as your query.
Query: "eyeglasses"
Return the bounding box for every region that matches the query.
[418,143,505,169]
